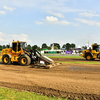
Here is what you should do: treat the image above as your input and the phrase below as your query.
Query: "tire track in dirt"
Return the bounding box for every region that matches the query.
[0,81,100,100]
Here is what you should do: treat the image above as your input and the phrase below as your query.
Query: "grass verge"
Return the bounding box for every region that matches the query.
[56,61,100,65]
[0,87,67,100]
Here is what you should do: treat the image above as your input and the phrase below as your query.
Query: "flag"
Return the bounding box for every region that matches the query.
[51,43,54,50]
[87,41,89,44]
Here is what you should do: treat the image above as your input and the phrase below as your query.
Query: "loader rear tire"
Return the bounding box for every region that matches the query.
[86,54,92,60]
[2,55,11,64]
[19,55,31,66]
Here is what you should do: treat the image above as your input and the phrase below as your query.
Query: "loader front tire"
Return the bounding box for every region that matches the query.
[19,55,31,66]
[2,55,11,64]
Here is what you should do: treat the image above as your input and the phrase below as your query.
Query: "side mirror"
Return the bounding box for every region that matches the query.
[25,43,27,48]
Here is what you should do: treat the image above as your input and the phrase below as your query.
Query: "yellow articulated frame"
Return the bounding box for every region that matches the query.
[2,47,25,63]
[0,56,2,60]
[11,56,19,62]
[81,54,85,57]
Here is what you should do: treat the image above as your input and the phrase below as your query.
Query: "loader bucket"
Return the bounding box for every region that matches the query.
[39,55,61,69]
[45,62,61,69]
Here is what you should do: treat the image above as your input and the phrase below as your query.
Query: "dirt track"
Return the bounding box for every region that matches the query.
[0,57,100,100]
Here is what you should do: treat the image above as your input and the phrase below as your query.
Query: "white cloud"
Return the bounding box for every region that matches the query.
[0,32,31,44]
[95,22,100,26]
[58,20,72,25]
[3,6,16,12]
[35,21,43,25]
[9,34,31,43]
[47,10,64,18]
[46,16,58,22]
[75,18,100,26]
[0,11,6,14]
[79,12,100,18]
[0,0,86,13]
[36,16,77,26]
[75,18,96,25]
[45,16,76,25]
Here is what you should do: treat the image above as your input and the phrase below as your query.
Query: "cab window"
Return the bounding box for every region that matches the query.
[12,43,17,52]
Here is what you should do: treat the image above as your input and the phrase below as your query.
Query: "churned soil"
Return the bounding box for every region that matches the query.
[0,55,100,99]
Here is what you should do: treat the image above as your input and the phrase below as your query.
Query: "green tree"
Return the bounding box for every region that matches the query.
[42,43,48,49]
[66,43,71,50]
[47,46,51,50]
[32,45,38,50]
[70,43,76,48]
[62,44,66,48]
[37,47,41,51]
[26,44,32,50]
[32,45,41,51]
[0,45,2,51]
[50,43,60,49]
[54,46,58,50]
[6,45,10,48]
[2,45,6,49]
[54,43,60,49]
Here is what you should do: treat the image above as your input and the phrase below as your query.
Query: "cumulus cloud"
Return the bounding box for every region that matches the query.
[3,6,16,12]
[75,18,100,26]
[47,10,64,18]
[0,11,6,14]
[46,16,58,22]
[79,12,100,18]
[0,32,31,44]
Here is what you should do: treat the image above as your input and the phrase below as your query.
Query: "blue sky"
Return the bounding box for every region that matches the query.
[0,0,100,48]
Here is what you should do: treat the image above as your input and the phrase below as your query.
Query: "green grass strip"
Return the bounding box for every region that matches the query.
[0,87,68,100]
[48,56,82,58]
[56,61,100,65]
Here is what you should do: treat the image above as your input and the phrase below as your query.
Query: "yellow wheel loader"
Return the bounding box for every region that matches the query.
[2,40,60,68]
[81,43,100,60]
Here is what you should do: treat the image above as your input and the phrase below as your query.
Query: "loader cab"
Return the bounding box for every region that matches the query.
[92,44,100,52]
[12,43,17,52]
[12,41,26,52]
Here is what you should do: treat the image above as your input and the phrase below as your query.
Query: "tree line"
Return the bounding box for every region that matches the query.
[0,43,76,51]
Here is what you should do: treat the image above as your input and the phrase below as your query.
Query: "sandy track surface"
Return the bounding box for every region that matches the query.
[0,58,100,100]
